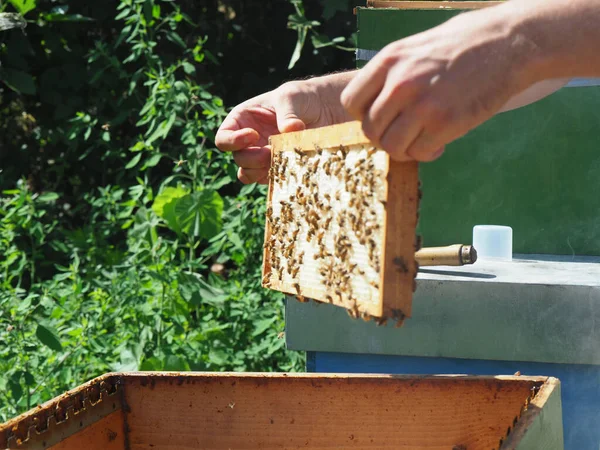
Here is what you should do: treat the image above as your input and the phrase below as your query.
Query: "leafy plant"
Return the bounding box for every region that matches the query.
[0,0,355,422]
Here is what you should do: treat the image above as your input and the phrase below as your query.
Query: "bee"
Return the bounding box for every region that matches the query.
[316,145,323,156]
[335,191,341,201]
[297,251,304,264]
[355,158,366,168]
[317,231,325,245]
[292,228,300,240]
[293,283,301,294]
[296,294,308,303]
[358,269,366,276]
[370,281,379,289]
[362,312,372,322]
[175,159,187,167]
[375,317,388,327]
[311,159,320,172]
[395,317,406,328]
[325,295,333,303]
[266,206,273,219]
[291,266,300,278]
[324,217,333,229]
[323,193,331,202]
[347,307,359,319]
[307,230,315,242]
[367,147,377,157]
[294,147,303,157]
[278,268,284,281]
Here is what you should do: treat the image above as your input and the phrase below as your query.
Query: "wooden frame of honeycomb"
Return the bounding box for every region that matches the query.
[262,121,420,325]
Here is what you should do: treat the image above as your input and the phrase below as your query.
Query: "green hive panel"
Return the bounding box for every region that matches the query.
[357,7,600,255]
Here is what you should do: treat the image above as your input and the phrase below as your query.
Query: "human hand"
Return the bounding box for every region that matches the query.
[341,2,538,162]
[216,72,355,184]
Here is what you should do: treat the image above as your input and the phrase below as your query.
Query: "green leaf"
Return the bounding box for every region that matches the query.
[37,192,59,203]
[171,190,223,238]
[166,31,186,49]
[42,13,94,22]
[182,61,195,75]
[140,356,162,371]
[163,355,190,371]
[142,153,162,169]
[208,349,228,366]
[125,152,143,169]
[35,323,63,351]
[178,272,226,307]
[252,317,277,337]
[0,68,36,95]
[8,0,36,15]
[145,113,176,145]
[114,349,139,372]
[152,186,188,219]
[311,33,336,49]
[8,379,22,402]
[288,27,307,70]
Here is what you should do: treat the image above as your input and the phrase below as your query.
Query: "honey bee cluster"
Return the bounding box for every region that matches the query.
[263,143,391,324]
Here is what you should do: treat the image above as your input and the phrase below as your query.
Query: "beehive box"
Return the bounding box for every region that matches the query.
[0,373,562,449]
[262,121,420,324]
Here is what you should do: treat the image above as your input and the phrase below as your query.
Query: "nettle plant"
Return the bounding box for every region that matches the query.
[0,0,311,421]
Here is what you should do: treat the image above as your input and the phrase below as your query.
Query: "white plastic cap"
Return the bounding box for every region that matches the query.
[472,225,513,261]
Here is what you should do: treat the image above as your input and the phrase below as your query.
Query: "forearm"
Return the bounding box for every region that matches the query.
[507,0,600,82]
[499,78,569,112]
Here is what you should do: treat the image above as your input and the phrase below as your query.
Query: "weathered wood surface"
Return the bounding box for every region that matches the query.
[0,373,562,450]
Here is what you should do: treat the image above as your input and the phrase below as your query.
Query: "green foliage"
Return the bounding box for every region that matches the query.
[0,0,355,422]
[287,0,355,69]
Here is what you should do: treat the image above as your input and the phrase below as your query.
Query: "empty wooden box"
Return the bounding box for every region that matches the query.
[262,121,420,324]
[0,373,562,449]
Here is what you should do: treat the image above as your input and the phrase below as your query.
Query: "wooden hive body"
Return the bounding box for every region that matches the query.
[262,121,420,323]
[0,373,562,450]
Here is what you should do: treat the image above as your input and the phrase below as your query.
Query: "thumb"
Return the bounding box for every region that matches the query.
[275,96,307,134]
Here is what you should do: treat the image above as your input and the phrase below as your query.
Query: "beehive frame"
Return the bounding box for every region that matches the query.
[261,121,420,323]
[0,372,563,450]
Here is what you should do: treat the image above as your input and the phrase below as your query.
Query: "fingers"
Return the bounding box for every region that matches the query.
[274,87,308,134]
[238,167,269,185]
[378,111,424,162]
[361,78,419,147]
[215,126,260,152]
[233,147,271,170]
[341,60,388,120]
